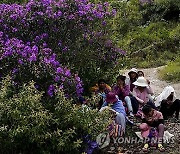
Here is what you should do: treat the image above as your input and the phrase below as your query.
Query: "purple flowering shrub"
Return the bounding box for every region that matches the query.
[0,0,124,97]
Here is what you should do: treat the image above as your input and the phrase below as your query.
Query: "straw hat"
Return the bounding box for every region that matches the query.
[133,77,148,87]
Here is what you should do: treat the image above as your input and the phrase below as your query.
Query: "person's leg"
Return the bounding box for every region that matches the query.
[130,96,139,114]
[157,124,165,152]
[139,123,150,152]
[170,99,180,119]
[160,100,168,119]
[115,113,126,136]
[157,124,164,142]
[124,96,133,115]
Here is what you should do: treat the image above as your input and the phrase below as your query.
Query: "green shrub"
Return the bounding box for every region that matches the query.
[0,76,111,153]
[0,0,28,4]
[159,57,180,82]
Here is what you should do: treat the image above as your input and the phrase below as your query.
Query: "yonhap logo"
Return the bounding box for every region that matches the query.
[96,132,110,149]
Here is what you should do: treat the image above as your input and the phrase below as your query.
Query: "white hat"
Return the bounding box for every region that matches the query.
[128,68,138,75]
[133,77,148,87]
[154,86,176,107]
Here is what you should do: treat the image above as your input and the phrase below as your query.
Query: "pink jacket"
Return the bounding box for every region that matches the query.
[133,86,153,105]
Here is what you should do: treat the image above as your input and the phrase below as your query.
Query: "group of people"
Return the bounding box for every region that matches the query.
[88,68,180,152]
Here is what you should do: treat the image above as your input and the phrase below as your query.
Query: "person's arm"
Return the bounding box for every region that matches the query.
[146,86,154,95]
[112,85,118,95]
[122,85,130,96]
[132,89,144,104]
[151,112,164,126]
[105,84,112,92]
[101,101,108,108]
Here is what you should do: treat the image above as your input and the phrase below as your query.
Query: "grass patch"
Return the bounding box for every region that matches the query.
[159,57,180,82]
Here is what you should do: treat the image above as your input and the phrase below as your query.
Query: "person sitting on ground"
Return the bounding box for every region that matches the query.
[125,68,139,114]
[140,105,165,152]
[101,92,126,136]
[127,68,138,93]
[137,70,150,85]
[90,79,111,109]
[112,75,134,116]
[132,76,156,110]
[90,79,111,95]
[138,70,155,101]
[155,86,180,120]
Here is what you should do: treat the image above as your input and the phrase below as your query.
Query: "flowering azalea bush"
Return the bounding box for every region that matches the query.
[0,0,125,97]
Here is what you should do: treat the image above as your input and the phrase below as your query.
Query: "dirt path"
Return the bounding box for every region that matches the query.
[124,66,180,98]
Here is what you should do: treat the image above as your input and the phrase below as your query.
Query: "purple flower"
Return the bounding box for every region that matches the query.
[43,42,47,47]
[112,9,117,16]
[54,75,60,82]
[61,77,65,82]
[64,69,71,77]
[47,84,55,97]
[18,59,23,64]
[32,45,38,54]
[10,14,18,20]
[56,11,62,17]
[24,46,31,54]
[59,84,64,89]
[41,33,48,39]
[35,36,41,42]
[0,31,3,37]
[44,57,50,64]
[62,46,68,52]
[105,40,112,47]
[29,53,37,62]
[43,48,52,55]
[68,14,75,20]
[102,21,106,26]
[75,75,81,82]
[56,67,63,73]
[12,28,18,32]
[115,47,126,55]
[34,84,39,89]
[12,68,18,74]
[58,41,62,47]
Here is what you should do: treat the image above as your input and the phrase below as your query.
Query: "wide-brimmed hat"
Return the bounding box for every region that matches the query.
[139,123,150,138]
[128,68,138,76]
[133,76,148,87]
[106,92,118,103]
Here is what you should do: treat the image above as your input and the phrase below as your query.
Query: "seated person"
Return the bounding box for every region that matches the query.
[90,79,111,95]
[140,105,165,152]
[112,75,134,116]
[132,76,156,110]
[101,92,126,136]
[137,70,150,85]
[127,68,138,93]
[137,70,155,101]
[155,86,180,120]
[90,79,111,109]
